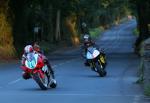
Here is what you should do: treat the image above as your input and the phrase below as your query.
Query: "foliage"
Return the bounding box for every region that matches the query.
[144,85,150,96]
[136,59,144,84]
[133,28,139,36]
[79,0,131,28]
[89,27,104,39]
[0,0,16,59]
[0,0,137,58]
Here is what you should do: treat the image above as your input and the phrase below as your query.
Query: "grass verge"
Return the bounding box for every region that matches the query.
[144,85,150,96]
[89,26,104,39]
[133,28,139,36]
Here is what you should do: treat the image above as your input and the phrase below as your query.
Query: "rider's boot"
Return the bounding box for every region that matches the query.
[22,72,31,80]
[47,65,57,88]
[84,59,90,66]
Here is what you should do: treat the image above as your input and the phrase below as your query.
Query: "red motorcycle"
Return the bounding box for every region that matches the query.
[21,52,56,90]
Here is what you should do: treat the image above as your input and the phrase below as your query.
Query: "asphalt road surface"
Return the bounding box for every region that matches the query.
[0,19,150,103]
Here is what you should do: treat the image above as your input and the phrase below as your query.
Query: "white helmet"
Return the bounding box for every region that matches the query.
[83,34,89,39]
[83,34,91,42]
[24,45,33,53]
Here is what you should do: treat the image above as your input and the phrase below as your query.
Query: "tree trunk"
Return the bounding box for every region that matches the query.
[65,15,80,46]
[55,10,61,41]
[0,0,16,59]
[137,1,149,40]
[134,1,149,54]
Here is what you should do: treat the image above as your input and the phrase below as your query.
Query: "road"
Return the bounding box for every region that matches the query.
[0,19,150,103]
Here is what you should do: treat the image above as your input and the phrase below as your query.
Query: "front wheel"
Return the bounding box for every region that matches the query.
[95,63,107,77]
[49,79,57,88]
[99,69,107,77]
[33,72,48,90]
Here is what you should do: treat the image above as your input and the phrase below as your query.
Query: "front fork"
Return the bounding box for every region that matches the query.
[99,54,106,69]
[89,56,104,71]
[89,61,97,71]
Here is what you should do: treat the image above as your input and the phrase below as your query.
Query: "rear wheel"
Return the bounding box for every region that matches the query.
[33,72,48,90]
[99,69,107,77]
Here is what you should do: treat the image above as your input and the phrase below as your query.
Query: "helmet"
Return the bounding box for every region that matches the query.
[24,45,33,54]
[83,34,91,42]
[33,42,40,52]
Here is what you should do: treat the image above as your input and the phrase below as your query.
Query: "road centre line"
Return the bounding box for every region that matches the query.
[52,58,77,68]
[7,58,78,85]
[8,78,22,85]
[144,98,150,100]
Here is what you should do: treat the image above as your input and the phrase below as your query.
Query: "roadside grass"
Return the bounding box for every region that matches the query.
[136,41,150,96]
[89,26,104,39]
[136,60,144,84]
[119,17,129,24]
[136,41,145,85]
[88,17,132,39]
[133,28,139,36]
[144,86,150,96]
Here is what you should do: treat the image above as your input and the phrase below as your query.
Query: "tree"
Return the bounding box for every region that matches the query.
[1,0,142,58]
[0,0,16,59]
[129,0,150,51]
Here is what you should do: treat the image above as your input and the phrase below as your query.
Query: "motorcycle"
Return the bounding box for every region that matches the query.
[85,46,107,77]
[21,52,57,90]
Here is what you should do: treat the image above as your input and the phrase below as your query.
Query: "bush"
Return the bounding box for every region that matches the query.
[133,28,139,36]
[89,27,104,39]
[136,60,144,84]
[144,85,150,96]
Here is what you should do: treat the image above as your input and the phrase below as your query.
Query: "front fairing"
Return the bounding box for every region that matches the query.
[25,53,38,70]
[86,47,100,59]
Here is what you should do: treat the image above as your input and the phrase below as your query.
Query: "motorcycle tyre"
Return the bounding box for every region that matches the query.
[33,72,48,90]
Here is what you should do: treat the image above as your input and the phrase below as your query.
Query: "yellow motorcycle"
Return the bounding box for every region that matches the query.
[86,46,107,77]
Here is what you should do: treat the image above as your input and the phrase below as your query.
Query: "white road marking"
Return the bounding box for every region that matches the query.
[144,97,150,99]
[52,65,58,68]
[8,78,22,85]
[52,59,77,69]
[7,58,78,85]
[18,93,143,97]
[133,95,141,103]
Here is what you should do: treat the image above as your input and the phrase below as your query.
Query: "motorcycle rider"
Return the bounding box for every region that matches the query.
[21,45,34,79]
[21,43,56,85]
[33,42,55,79]
[82,34,107,69]
[82,34,96,66]
[83,34,95,49]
